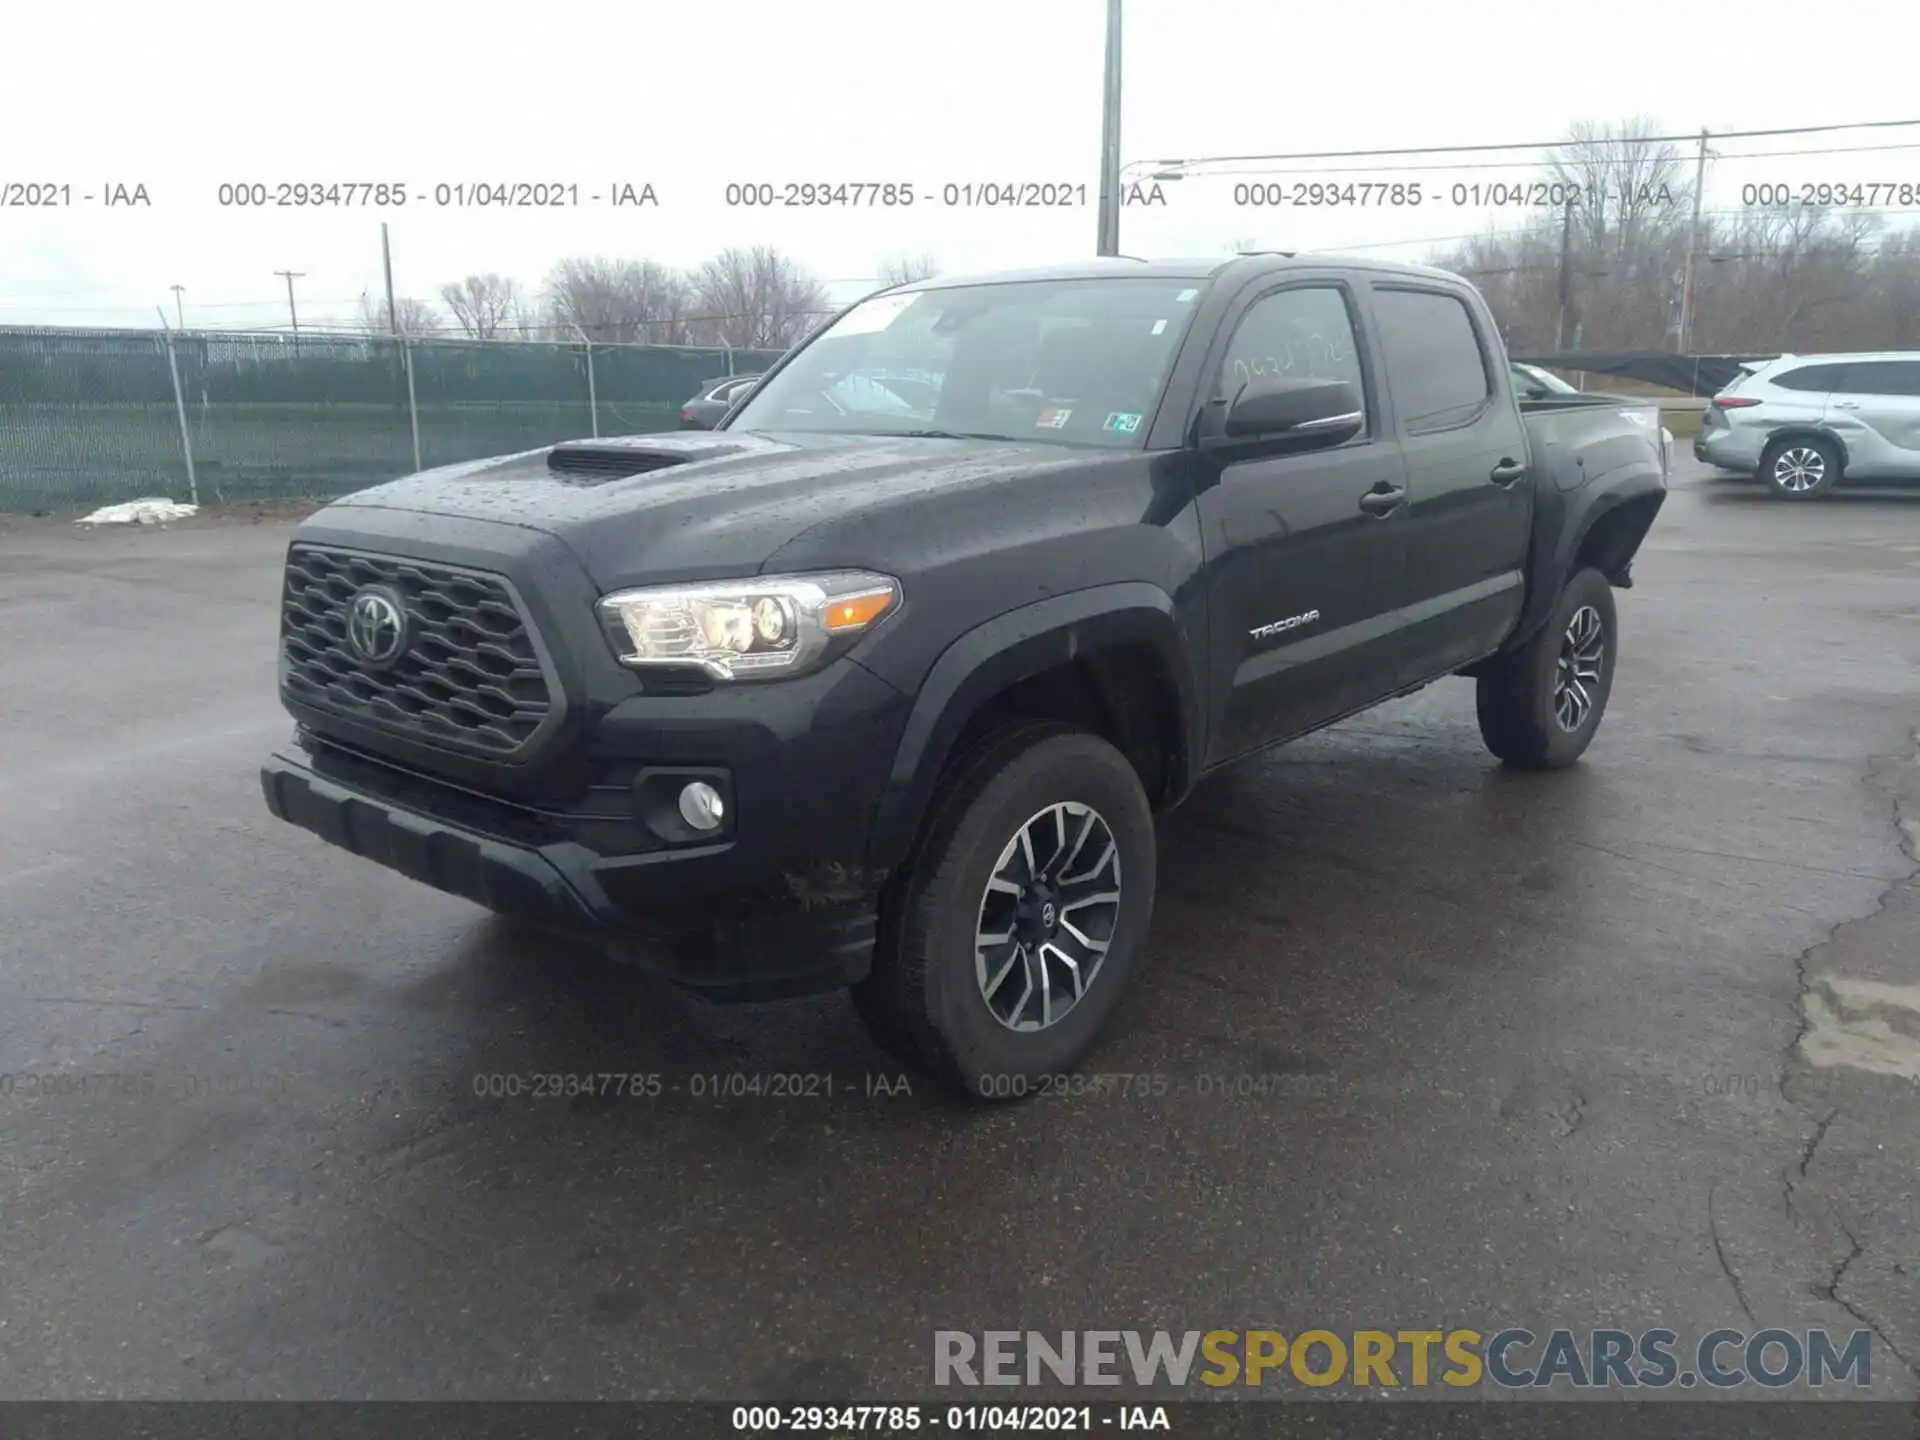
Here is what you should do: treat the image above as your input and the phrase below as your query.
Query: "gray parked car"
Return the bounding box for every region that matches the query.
[679,373,764,430]
[1694,352,1920,499]
[1511,363,1674,475]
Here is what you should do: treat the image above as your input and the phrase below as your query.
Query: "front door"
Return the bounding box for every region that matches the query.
[1823,359,1920,479]
[1192,279,1412,765]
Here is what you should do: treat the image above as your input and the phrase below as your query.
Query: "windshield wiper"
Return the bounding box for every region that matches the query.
[896,428,1005,441]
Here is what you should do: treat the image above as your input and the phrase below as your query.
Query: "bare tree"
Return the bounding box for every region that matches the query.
[876,253,941,288]
[1433,202,1920,355]
[691,247,831,348]
[1547,117,1690,261]
[358,292,442,337]
[542,258,696,344]
[1423,115,1920,355]
[440,273,522,339]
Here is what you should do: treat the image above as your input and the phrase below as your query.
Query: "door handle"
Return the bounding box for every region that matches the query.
[1833,401,1861,410]
[1489,459,1526,486]
[1358,484,1406,516]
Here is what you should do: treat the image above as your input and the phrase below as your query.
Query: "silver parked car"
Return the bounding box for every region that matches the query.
[1695,352,1920,499]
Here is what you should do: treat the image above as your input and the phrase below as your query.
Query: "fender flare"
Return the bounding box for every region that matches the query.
[1504,467,1667,652]
[865,583,1202,871]
[1759,425,1852,472]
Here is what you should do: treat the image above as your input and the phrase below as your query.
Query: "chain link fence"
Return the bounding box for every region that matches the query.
[0,328,786,512]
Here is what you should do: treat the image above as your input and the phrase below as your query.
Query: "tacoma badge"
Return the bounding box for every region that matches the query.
[1250,610,1320,640]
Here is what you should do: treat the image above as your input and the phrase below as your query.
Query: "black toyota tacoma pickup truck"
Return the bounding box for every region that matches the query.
[261,254,1667,1095]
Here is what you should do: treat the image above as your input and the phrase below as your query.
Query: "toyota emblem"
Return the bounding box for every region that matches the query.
[346,587,407,666]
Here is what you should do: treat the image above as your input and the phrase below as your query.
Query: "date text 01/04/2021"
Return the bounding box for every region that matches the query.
[722,182,1091,208]
[1226,179,1683,209]
[210,182,659,208]
[467,1071,914,1100]
[729,1404,1172,1432]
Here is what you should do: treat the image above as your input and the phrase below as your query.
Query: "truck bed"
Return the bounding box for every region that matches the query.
[1519,393,1667,493]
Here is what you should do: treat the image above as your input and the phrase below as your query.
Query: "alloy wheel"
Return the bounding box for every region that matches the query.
[1773,446,1827,492]
[1554,605,1605,733]
[974,801,1121,1032]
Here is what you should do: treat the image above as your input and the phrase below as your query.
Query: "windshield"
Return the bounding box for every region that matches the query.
[725,277,1208,447]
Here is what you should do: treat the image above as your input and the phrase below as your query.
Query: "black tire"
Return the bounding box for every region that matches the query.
[1760,435,1841,500]
[851,721,1156,1100]
[1475,567,1618,770]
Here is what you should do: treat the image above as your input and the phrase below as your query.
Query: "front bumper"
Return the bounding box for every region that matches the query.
[261,725,894,1002]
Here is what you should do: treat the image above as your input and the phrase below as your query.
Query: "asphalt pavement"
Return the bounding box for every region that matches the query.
[1,461,1916,1404]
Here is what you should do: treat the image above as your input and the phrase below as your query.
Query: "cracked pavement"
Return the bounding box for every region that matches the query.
[0,460,1916,1403]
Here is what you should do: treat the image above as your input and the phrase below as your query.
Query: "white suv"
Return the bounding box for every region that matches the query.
[1696,352,1920,499]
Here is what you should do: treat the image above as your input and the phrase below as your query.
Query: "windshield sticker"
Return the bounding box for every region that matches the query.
[1037,407,1072,429]
[1103,412,1143,434]
[1176,288,1199,302]
[1151,319,1168,335]
[828,292,917,337]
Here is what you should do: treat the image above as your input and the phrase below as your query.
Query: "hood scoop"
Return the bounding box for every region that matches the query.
[546,435,755,484]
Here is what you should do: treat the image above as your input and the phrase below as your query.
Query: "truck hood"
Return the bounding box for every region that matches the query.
[322,429,1095,588]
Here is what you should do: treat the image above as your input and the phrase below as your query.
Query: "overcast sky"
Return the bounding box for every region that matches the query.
[5,0,1917,331]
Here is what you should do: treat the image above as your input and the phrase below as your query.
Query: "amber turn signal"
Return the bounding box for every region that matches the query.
[824,588,898,632]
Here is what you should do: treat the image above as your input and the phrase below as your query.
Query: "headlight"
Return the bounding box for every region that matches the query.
[596,570,901,681]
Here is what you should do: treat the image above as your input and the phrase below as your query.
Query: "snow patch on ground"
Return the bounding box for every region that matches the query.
[75,498,199,525]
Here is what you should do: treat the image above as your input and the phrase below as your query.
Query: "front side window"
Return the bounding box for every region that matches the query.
[726,277,1207,447]
[1838,361,1920,397]
[1214,285,1367,421]
[1372,287,1491,432]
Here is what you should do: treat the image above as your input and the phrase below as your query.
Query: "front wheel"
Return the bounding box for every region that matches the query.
[1475,567,1619,770]
[851,723,1157,1099]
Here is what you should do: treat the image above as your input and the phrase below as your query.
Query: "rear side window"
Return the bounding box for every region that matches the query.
[1839,361,1920,396]
[1770,364,1850,392]
[1372,288,1491,432]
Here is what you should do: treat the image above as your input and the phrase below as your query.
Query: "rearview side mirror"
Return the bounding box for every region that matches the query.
[1211,379,1363,451]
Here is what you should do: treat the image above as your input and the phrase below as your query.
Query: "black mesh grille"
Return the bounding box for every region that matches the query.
[281,545,555,758]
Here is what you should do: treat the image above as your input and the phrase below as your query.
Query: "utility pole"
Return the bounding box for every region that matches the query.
[275,269,305,352]
[156,306,199,506]
[1554,197,1576,351]
[169,284,186,329]
[1677,128,1709,353]
[1095,0,1123,256]
[381,223,399,335]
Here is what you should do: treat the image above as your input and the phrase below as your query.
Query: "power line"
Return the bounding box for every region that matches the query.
[1134,117,1920,174]
[1151,137,1920,180]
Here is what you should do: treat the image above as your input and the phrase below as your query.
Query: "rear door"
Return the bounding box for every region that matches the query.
[1190,273,1412,764]
[1361,282,1533,684]
[1821,360,1920,478]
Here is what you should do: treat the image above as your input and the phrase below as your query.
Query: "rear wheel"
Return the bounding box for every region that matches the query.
[1761,436,1840,499]
[851,722,1156,1099]
[1475,567,1618,770]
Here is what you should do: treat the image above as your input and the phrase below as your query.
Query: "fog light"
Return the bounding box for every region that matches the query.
[678,780,725,831]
